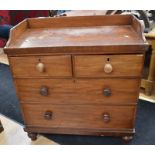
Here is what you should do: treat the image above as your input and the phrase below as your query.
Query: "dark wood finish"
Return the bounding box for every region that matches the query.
[0,120,4,133]
[44,111,53,120]
[122,135,134,143]
[4,15,147,141]
[40,86,49,96]
[102,112,111,123]
[74,54,144,78]
[15,79,140,105]
[27,132,38,141]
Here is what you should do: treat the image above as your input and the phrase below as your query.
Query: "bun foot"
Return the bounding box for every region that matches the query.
[0,125,4,133]
[122,135,133,144]
[0,120,4,133]
[28,132,38,141]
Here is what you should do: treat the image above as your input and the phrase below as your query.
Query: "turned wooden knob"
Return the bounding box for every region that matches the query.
[44,111,52,120]
[36,62,45,73]
[104,63,113,73]
[102,113,110,123]
[40,86,49,96]
[103,88,111,97]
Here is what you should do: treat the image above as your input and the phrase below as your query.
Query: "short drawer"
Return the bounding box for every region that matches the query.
[9,55,72,77]
[15,79,140,105]
[22,104,135,129]
[74,54,143,77]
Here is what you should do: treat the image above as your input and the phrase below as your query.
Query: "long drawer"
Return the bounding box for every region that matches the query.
[22,104,135,129]
[9,55,72,77]
[74,54,143,77]
[15,79,140,104]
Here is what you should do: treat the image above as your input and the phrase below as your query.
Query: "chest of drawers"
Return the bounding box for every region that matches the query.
[4,15,147,142]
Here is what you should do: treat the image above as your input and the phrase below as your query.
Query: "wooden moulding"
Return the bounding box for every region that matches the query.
[27,15,133,28]
[24,126,135,137]
[6,19,28,48]
[131,15,146,42]
[24,127,135,142]
[4,15,147,55]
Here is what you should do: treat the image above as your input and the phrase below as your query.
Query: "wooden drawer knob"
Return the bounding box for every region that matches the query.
[104,63,113,73]
[36,62,45,73]
[40,86,49,96]
[44,111,52,120]
[103,88,111,97]
[102,113,110,123]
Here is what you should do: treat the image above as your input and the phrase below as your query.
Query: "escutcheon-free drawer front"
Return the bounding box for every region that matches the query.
[22,104,135,130]
[15,79,140,104]
[4,15,147,142]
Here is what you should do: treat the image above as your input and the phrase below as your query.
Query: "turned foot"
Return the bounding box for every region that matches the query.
[0,126,4,133]
[0,120,4,133]
[28,132,38,141]
[122,135,133,143]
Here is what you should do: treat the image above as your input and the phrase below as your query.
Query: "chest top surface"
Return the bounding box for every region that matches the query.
[4,15,147,55]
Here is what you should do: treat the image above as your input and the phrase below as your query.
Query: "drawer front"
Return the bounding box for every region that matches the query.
[74,54,143,77]
[15,79,140,104]
[22,104,135,129]
[9,55,72,77]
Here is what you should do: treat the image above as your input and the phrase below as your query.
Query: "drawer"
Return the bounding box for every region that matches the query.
[22,104,135,129]
[15,79,140,104]
[74,54,144,77]
[9,55,72,77]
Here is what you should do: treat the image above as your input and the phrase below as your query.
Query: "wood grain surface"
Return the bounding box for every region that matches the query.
[6,26,144,49]
[74,54,144,77]
[22,104,136,129]
[4,15,146,140]
[15,79,140,105]
[4,15,146,55]
[9,55,72,77]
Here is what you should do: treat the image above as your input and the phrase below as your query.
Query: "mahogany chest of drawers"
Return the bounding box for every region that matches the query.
[4,15,147,142]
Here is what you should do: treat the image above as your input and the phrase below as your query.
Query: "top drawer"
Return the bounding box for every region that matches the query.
[9,55,72,78]
[74,54,144,77]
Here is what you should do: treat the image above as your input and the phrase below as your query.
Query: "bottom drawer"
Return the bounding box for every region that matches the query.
[22,104,136,129]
